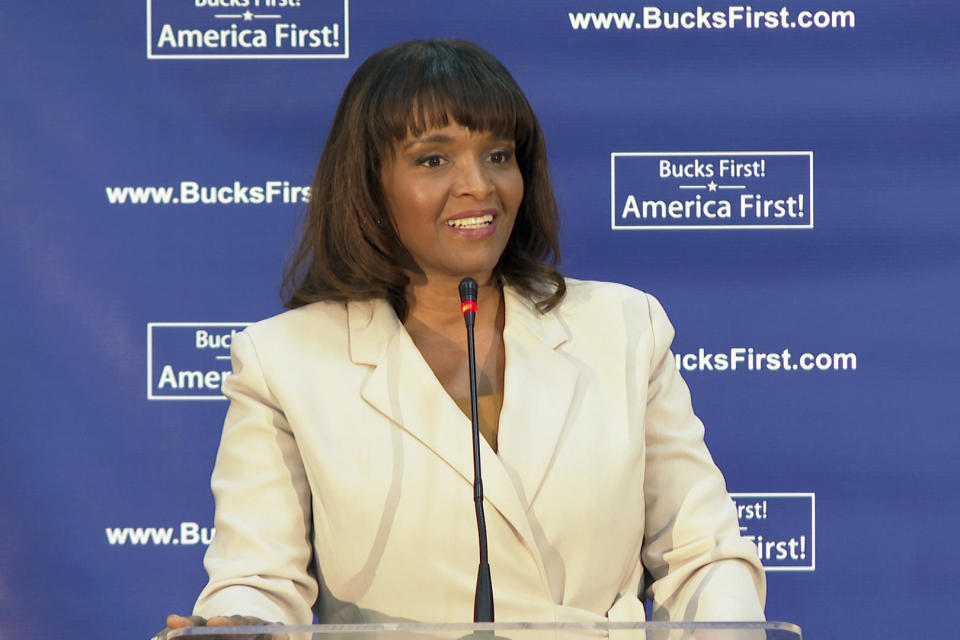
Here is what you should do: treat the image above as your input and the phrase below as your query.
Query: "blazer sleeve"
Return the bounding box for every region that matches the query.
[639,293,766,621]
[193,329,317,624]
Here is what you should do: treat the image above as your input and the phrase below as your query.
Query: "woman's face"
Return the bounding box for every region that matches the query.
[381,121,523,286]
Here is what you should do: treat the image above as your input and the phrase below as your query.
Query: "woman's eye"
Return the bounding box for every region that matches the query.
[418,155,445,168]
[489,150,514,164]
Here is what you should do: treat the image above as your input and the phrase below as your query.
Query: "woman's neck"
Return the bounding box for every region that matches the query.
[403,272,503,335]
[402,273,506,452]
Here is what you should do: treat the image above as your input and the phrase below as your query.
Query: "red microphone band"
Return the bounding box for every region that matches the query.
[461,300,478,315]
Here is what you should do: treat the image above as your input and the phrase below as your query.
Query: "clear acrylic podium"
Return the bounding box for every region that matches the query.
[167,621,802,640]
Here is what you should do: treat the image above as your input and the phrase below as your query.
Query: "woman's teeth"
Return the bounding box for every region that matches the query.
[447,214,494,229]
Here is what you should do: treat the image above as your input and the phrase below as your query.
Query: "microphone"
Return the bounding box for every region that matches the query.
[458,277,494,623]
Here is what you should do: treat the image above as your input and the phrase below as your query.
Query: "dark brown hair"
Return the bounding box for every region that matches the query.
[282,39,565,319]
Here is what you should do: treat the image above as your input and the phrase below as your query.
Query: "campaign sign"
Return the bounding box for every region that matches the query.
[732,492,815,571]
[611,151,813,230]
[147,0,349,59]
[147,322,249,400]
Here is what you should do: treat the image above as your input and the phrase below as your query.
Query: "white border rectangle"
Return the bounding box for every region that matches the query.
[611,151,814,230]
[147,322,250,401]
[146,0,350,60]
[730,491,816,572]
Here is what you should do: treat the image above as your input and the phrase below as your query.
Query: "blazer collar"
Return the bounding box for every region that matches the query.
[344,286,571,363]
[345,286,571,361]
[346,287,579,558]
[497,287,579,508]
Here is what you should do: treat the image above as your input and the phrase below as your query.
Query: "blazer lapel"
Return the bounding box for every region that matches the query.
[497,287,580,508]
[348,297,540,552]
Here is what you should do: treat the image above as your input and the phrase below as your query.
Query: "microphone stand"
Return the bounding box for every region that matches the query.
[459,277,495,623]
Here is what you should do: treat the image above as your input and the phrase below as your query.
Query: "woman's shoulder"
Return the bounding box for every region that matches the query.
[240,297,400,355]
[239,299,353,351]
[558,277,658,314]
[251,299,348,329]
[544,278,673,342]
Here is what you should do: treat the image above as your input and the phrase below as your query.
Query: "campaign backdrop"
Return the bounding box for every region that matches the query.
[2,2,958,639]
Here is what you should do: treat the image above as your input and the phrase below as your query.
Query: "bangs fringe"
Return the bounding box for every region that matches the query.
[366,41,536,150]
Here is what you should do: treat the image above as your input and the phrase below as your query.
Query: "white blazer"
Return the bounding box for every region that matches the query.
[194,279,765,624]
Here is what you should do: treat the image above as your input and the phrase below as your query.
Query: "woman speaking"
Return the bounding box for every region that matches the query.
[159,39,765,637]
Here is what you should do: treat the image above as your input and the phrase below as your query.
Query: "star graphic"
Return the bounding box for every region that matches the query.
[243,10,254,21]
[707,181,717,192]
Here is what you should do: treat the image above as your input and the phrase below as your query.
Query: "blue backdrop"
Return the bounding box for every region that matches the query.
[3,2,958,639]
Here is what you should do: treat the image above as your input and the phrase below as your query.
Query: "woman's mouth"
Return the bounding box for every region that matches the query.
[446,213,495,229]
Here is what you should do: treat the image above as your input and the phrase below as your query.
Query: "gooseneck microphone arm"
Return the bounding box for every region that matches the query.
[458,277,494,623]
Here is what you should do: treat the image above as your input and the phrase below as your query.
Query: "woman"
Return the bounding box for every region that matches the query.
[161,39,765,637]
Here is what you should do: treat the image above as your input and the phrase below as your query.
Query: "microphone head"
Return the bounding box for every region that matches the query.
[459,278,478,318]
[458,277,478,303]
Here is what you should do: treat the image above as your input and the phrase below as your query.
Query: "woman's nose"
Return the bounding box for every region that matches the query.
[453,158,494,198]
